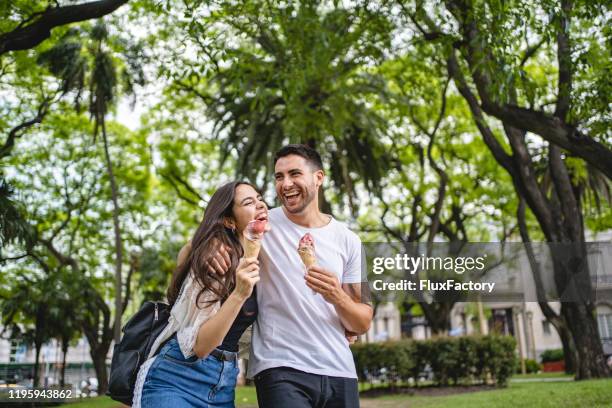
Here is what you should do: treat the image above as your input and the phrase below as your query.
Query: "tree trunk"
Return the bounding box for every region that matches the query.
[33,342,42,388]
[318,187,333,215]
[101,120,123,343]
[81,283,114,396]
[550,242,610,379]
[561,302,610,379]
[60,337,69,387]
[91,349,109,395]
[421,302,452,335]
[33,303,48,388]
[557,324,576,374]
[518,198,577,373]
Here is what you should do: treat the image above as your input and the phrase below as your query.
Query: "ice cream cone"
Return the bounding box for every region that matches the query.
[298,248,316,267]
[243,237,261,258]
[241,219,267,258]
[298,233,316,267]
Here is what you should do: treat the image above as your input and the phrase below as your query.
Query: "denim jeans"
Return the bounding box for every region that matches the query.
[141,337,239,407]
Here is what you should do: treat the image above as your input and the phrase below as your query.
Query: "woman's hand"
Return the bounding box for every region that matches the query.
[233,257,259,300]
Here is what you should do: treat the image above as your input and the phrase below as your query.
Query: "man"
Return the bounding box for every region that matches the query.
[249,144,372,407]
[204,144,372,407]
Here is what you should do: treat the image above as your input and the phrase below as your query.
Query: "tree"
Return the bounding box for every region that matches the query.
[0,264,81,387]
[360,48,518,334]
[1,0,135,261]
[402,0,611,378]
[168,0,395,210]
[37,19,147,342]
[3,109,157,393]
[0,276,49,388]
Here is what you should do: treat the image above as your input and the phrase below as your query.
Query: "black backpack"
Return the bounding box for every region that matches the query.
[107,301,172,405]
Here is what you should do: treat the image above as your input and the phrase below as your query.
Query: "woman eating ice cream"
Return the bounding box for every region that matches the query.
[134,181,268,408]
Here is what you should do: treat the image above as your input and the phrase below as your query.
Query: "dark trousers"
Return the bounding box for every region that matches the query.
[254,367,359,408]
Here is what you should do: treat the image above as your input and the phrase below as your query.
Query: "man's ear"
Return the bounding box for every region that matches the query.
[314,169,325,188]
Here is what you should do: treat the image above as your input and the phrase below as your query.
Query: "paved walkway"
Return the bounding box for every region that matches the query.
[510,377,573,383]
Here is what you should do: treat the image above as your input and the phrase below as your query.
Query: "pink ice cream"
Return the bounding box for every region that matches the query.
[298,233,316,267]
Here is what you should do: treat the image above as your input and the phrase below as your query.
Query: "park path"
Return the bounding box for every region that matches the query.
[228,401,392,408]
[360,399,408,408]
[510,377,572,383]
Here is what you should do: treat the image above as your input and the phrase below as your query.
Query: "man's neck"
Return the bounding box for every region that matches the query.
[282,203,331,228]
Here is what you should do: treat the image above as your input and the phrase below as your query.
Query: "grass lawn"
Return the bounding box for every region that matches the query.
[59,395,127,408]
[59,388,259,407]
[360,379,612,408]
[59,379,612,408]
[235,385,258,405]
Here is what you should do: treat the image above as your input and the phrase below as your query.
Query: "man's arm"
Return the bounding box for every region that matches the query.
[305,266,373,334]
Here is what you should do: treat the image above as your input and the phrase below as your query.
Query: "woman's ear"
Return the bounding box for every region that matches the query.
[223,217,235,230]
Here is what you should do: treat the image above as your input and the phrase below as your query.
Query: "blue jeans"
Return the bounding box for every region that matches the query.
[141,337,239,407]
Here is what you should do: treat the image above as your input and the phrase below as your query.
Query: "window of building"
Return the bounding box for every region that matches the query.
[542,320,551,336]
[597,313,612,339]
[9,339,26,363]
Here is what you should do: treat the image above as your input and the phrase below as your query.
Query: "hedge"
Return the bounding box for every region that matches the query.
[351,335,517,387]
[540,348,564,363]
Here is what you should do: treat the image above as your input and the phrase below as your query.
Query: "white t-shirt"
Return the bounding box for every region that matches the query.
[247,207,363,379]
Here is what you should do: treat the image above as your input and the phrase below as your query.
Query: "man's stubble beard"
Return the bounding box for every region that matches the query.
[283,183,317,214]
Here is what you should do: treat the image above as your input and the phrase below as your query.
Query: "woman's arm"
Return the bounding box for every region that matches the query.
[192,257,259,358]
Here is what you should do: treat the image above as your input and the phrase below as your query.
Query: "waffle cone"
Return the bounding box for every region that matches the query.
[243,238,261,258]
[298,248,316,267]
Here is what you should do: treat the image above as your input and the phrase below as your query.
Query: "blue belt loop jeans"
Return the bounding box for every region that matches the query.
[141,337,239,408]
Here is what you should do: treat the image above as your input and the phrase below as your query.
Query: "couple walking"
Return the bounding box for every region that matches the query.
[133,144,372,407]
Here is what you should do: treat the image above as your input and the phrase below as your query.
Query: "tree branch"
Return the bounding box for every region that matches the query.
[0,0,130,55]
[159,172,200,206]
[554,0,573,121]
[443,0,612,179]
[517,197,566,327]
[423,78,450,247]
[0,253,28,263]
[548,144,582,241]
[0,96,51,159]
[39,238,79,273]
[482,103,612,179]
[520,38,546,68]
[446,52,515,174]
[168,170,205,203]
[121,252,138,314]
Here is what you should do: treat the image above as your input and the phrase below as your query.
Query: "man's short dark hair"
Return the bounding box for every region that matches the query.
[274,144,323,171]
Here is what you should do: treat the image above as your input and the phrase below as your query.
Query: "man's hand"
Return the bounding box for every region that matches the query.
[304,265,349,306]
[206,240,232,275]
[345,329,358,344]
[178,239,232,275]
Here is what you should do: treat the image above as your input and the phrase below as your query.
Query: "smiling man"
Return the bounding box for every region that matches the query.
[248,144,372,408]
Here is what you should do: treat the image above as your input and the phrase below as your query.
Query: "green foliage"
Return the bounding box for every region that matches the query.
[520,359,542,374]
[540,348,564,363]
[352,335,518,388]
[166,0,395,205]
[1,0,610,389]
[0,179,33,254]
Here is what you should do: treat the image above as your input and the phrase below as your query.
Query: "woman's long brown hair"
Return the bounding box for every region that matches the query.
[166,181,254,307]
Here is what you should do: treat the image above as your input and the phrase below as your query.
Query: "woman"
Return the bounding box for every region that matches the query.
[133,181,269,408]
